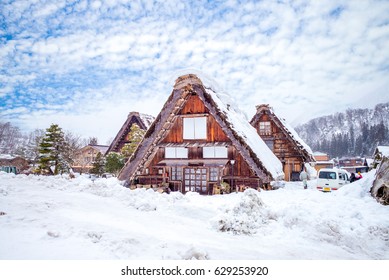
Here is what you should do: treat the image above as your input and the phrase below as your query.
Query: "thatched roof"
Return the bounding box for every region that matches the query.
[106,112,154,155]
[82,145,109,155]
[250,104,315,162]
[118,74,284,185]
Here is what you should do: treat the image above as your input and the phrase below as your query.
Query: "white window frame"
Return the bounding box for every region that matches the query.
[203,146,228,158]
[259,121,272,135]
[183,117,207,139]
[171,166,182,181]
[165,147,188,158]
[209,167,219,182]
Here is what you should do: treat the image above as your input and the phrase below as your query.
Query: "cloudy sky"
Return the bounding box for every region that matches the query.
[1,0,389,144]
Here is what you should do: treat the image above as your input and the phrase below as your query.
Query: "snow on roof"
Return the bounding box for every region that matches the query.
[90,145,109,154]
[119,74,284,183]
[375,145,389,157]
[268,107,314,156]
[203,86,284,180]
[139,113,155,129]
[0,154,15,160]
[365,158,374,166]
[313,151,328,156]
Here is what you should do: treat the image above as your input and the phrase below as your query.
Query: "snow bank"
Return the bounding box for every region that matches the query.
[1,172,388,260]
[212,189,270,235]
[334,169,377,198]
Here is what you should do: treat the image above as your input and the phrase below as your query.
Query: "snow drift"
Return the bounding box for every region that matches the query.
[0,171,388,260]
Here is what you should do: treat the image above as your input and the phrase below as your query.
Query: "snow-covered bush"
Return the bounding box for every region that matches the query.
[212,188,267,235]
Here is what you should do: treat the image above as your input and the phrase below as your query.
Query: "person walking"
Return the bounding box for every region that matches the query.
[299,168,309,189]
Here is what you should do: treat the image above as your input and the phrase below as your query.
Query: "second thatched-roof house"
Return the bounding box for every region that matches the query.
[250,104,315,181]
[106,112,154,155]
[118,74,284,194]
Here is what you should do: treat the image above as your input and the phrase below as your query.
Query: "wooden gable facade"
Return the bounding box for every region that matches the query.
[250,104,315,181]
[118,75,283,194]
[106,112,154,155]
[72,145,109,173]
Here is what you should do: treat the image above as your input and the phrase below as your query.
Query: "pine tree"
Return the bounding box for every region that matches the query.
[88,137,98,145]
[105,152,124,176]
[349,125,355,154]
[90,152,105,176]
[38,124,69,175]
[120,124,145,158]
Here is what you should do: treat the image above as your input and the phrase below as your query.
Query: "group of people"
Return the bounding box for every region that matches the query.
[299,168,363,189]
[350,172,363,183]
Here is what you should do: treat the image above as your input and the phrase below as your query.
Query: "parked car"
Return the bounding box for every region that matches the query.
[317,168,350,192]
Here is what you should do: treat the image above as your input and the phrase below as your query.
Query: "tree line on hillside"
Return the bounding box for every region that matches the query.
[295,102,389,158]
[309,122,389,158]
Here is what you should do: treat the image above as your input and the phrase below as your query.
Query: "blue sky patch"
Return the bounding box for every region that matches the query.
[0,0,388,142]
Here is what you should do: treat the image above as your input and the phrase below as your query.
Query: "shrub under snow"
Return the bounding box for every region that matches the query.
[213,189,268,235]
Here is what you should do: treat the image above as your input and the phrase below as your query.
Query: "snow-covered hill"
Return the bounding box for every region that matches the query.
[0,172,388,260]
[295,102,389,157]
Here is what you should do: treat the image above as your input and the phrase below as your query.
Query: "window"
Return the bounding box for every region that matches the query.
[338,173,347,181]
[171,166,182,181]
[209,167,219,181]
[184,168,207,193]
[319,171,336,180]
[183,117,207,139]
[165,147,188,158]
[259,121,271,135]
[203,146,228,158]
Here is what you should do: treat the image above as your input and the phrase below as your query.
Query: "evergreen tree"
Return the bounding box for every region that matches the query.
[354,135,363,156]
[105,152,125,176]
[38,124,69,175]
[120,124,145,158]
[349,125,355,154]
[88,137,98,145]
[90,152,105,176]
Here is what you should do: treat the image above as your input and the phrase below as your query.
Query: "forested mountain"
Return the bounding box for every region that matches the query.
[295,102,389,158]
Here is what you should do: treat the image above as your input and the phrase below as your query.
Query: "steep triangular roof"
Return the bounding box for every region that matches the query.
[106,112,154,155]
[79,144,109,155]
[374,145,389,158]
[118,74,284,184]
[250,104,315,162]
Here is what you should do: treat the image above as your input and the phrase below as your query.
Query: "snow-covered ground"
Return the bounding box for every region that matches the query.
[0,170,388,260]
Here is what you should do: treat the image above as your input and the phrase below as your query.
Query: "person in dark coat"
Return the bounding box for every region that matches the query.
[350,173,356,183]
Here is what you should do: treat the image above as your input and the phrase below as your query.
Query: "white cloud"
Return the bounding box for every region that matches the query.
[1,0,388,143]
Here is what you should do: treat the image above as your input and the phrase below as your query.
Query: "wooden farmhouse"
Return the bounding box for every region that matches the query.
[106,112,154,155]
[118,74,284,194]
[250,104,315,181]
[312,152,334,171]
[72,144,109,173]
[0,155,30,174]
[338,157,369,173]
